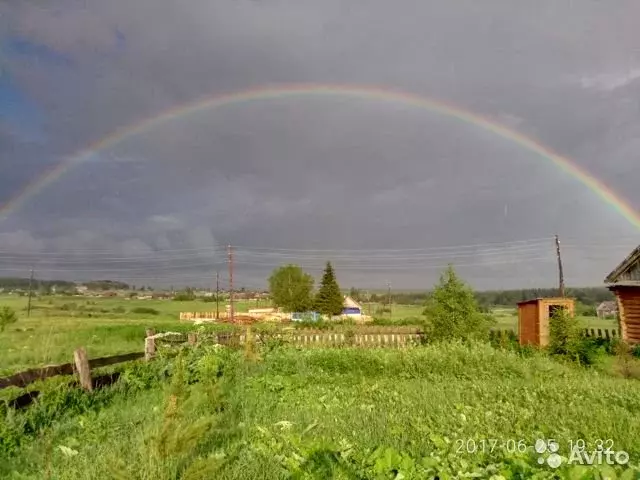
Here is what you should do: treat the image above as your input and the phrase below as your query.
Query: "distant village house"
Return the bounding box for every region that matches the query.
[596,301,618,319]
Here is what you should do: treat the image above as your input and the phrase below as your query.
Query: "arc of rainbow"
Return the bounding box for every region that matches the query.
[1,83,638,230]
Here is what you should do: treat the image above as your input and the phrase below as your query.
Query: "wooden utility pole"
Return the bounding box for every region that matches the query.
[215,270,220,320]
[228,245,234,323]
[555,235,565,297]
[387,282,392,319]
[27,268,34,318]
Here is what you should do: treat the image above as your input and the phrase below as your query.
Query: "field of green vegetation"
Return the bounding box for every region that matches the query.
[2,282,636,480]
[0,295,266,375]
[2,342,640,479]
[0,294,618,376]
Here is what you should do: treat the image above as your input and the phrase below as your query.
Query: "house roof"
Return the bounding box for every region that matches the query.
[596,301,617,312]
[343,295,362,309]
[605,244,640,283]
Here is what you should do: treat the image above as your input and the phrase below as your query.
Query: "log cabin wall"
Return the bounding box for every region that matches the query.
[612,286,640,344]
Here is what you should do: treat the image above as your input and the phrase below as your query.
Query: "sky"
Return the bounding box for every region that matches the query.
[0,0,639,290]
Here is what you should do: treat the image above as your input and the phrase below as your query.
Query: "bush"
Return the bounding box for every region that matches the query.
[615,341,640,379]
[549,308,604,366]
[0,307,18,332]
[372,316,423,326]
[294,320,331,330]
[548,307,580,356]
[423,265,493,342]
[570,336,606,366]
[575,302,597,317]
[131,307,160,315]
[489,329,519,350]
[173,293,195,301]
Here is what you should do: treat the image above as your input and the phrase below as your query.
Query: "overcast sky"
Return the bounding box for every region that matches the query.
[0,0,639,290]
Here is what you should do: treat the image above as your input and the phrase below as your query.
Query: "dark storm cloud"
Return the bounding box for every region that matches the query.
[0,0,639,289]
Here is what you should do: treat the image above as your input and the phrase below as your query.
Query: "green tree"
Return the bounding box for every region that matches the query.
[0,306,18,332]
[315,262,344,316]
[268,264,314,312]
[423,265,493,341]
[548,307,581,356]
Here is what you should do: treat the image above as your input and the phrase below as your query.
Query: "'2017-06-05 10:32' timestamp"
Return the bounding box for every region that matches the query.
[455,439,532,455]
[455,438,631,469]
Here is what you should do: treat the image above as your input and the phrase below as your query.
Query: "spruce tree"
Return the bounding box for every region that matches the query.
[315,262,344,316]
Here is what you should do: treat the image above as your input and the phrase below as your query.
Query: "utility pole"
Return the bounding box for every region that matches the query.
[228,245,234,323]
[215,270,220,320]
[27,268,34,318]
[387,282,392,319]
[555,234,565,297]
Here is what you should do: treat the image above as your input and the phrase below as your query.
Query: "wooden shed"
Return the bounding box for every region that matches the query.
[605,245,640,344]
[517,297,575,347]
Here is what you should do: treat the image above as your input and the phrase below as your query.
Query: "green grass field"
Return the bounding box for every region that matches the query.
[0,295,619,376]
[2,343,639,479]
[1,294,638,479]
[0,295,257,375]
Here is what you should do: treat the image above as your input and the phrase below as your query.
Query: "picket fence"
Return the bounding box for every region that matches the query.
[583,328,620,339]
[150,331,424,352]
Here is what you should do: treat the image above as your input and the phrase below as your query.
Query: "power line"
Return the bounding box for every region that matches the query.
[0,236,553,256]
[0,242,554,263]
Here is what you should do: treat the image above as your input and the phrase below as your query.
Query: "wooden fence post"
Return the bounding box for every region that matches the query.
[188,333,197,345]
[73,348,93,392]
[145,329,156,361]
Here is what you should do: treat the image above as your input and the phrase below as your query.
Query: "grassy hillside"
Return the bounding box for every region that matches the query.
[2,343,639,479]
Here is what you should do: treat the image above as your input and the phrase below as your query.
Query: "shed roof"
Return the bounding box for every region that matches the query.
[516,297,572,306]
[605,244,640,283]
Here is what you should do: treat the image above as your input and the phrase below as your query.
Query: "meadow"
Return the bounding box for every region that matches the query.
[2,342,640,479]
[0,292,638,479]
[0,295,255,375]
[0,295,617,376]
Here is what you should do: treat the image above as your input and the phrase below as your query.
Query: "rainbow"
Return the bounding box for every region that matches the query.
[1,83,639,229]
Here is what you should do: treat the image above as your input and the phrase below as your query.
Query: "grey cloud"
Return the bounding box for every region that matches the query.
[1,0,639,289]
[576,69,640,92]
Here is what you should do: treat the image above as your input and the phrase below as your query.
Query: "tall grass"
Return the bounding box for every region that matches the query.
[3,342,640,479]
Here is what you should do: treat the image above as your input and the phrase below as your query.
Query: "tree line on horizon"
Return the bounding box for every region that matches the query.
[0,276,614,308]
[349,286,614,308]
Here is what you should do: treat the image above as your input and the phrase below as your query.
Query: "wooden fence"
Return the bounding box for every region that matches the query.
[144,331,425,354]
[1,326,621,395]
[0,351,144,390]
[583,328,619,339]
[0,328,161,392]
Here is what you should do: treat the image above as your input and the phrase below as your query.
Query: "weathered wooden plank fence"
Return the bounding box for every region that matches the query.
[583,328,619,339]
[2,326,621,394]
[0,351,145,390]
